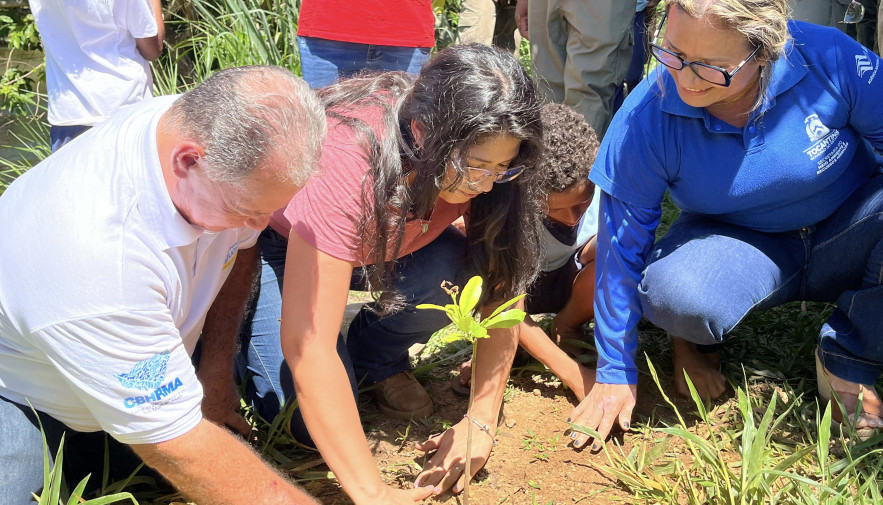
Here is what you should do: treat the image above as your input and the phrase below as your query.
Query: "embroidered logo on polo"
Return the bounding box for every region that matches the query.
[222,241,239,270]
[804,114,830,142]
[117,352,185,409]
[802,114,846,175]
[855,49,878,84]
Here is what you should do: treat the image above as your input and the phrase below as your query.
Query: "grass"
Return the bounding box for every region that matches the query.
[3,2,882,504]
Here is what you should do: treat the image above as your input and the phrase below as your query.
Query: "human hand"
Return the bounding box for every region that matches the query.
[515,0,529,39]
[567,382,636,451]
[197,370,251,437]
[414,417,495,495]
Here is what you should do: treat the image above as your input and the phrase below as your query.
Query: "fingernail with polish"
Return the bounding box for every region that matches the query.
[570,432,578,439]
[591,443,600,451]
[567,417,572,423]
[623,422,630,430]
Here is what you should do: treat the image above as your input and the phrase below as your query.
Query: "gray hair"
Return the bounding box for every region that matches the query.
[166,65,326,187]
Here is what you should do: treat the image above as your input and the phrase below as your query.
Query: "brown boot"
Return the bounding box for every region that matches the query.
[373,371,434,420]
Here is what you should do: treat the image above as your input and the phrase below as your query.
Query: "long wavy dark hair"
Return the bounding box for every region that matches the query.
[318,44,544,311]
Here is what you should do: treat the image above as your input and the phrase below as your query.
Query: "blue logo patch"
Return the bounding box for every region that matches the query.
[118,352,186,409]
[117,352,170,390]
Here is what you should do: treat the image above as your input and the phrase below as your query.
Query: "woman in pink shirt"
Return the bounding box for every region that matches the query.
[238,44,545,503]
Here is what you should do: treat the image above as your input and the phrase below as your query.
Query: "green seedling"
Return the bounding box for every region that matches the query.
[418,275,526,504]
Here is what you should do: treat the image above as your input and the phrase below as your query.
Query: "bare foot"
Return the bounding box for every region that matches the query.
[671,335,726,401]
[816,354,883,432]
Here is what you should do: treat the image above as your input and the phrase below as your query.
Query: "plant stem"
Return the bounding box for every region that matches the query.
[464,339,479,505]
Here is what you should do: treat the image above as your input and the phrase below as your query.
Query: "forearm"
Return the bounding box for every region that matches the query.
[197,247,258,396]
[518,321,592,400]
[135,0,164,60]
[594,193,660,384]
[290,349,385,504]
[470,306,521,427]
[132,420,319,505]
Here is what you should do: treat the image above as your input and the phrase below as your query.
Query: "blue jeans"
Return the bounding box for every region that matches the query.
[49,125,91,152]
[638,174,883,384]
[296,36,431,89]
[0,395,150,504]
[237,227,473,444]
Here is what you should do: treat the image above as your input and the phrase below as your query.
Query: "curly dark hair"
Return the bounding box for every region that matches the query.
[539,103,599,193]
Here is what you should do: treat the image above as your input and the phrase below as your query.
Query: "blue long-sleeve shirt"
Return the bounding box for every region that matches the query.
[589,21,883,384]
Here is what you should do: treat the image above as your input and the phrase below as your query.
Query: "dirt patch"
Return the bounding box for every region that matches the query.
[297,359,700,505]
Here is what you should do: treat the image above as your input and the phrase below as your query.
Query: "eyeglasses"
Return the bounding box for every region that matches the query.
[839,0,864,24]
[455,160,526,190]
[650,11,760,87]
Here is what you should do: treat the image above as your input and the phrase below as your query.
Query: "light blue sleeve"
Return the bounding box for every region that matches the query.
[593,191,661,384]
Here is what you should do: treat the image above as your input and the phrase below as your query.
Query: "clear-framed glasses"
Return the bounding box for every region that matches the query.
[460,163,526,190]
[839,0,865,24]
[650,11,760,87]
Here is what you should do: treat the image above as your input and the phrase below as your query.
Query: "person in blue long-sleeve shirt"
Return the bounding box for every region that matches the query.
[567,0,883,450]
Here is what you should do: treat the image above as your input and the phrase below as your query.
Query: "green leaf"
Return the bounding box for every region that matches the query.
[67,476,90,505]
[81,493,140,505]
[468,319,488,339]
[483,309,526,329]
[415,303,448,312]
[457,314,474,334]
[485,293,526,321]
[458,276,483,315]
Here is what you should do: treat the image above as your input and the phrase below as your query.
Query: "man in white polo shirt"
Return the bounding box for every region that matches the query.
[0,66,326,505]
[29,0,165,151]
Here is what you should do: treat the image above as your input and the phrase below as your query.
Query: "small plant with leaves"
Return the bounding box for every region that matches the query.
[29,402,139,505]
[418,275,526,503]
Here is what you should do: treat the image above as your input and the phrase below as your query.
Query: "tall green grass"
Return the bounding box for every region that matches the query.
[582,355,883,505]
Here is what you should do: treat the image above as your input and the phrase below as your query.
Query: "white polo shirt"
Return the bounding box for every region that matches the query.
[0,96,258,444]
[30,0,158,126]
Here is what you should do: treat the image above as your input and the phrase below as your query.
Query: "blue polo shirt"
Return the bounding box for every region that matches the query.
[590,21,883,384]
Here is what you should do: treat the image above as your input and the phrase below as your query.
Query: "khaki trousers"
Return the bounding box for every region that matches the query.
[528,0,637,136]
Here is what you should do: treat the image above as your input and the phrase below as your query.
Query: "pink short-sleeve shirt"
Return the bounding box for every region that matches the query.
[269,106,469,264]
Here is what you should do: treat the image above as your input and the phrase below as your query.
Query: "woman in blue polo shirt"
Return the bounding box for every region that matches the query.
[570,0,883,449]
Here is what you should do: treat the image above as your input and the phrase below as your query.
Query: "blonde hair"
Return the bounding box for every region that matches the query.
[664,0,790,111]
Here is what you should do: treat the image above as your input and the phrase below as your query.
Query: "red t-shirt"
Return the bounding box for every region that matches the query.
[296,0,436,48]
[270,105,468,265]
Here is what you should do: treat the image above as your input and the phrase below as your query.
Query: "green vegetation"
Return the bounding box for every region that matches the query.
[2,1,881,504]
[418,275,527,504]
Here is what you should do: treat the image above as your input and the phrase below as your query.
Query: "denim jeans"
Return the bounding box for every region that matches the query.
[0,395,150,505]
[237,226,473,444]
[638,174,883,384]
[296,36,431,89]
[49,125,91,152]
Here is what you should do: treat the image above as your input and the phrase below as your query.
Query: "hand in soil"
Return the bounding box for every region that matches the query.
[363,484,434,504]
[671,336,726,402]
[414,417,495,495]
[567,382,636,451]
